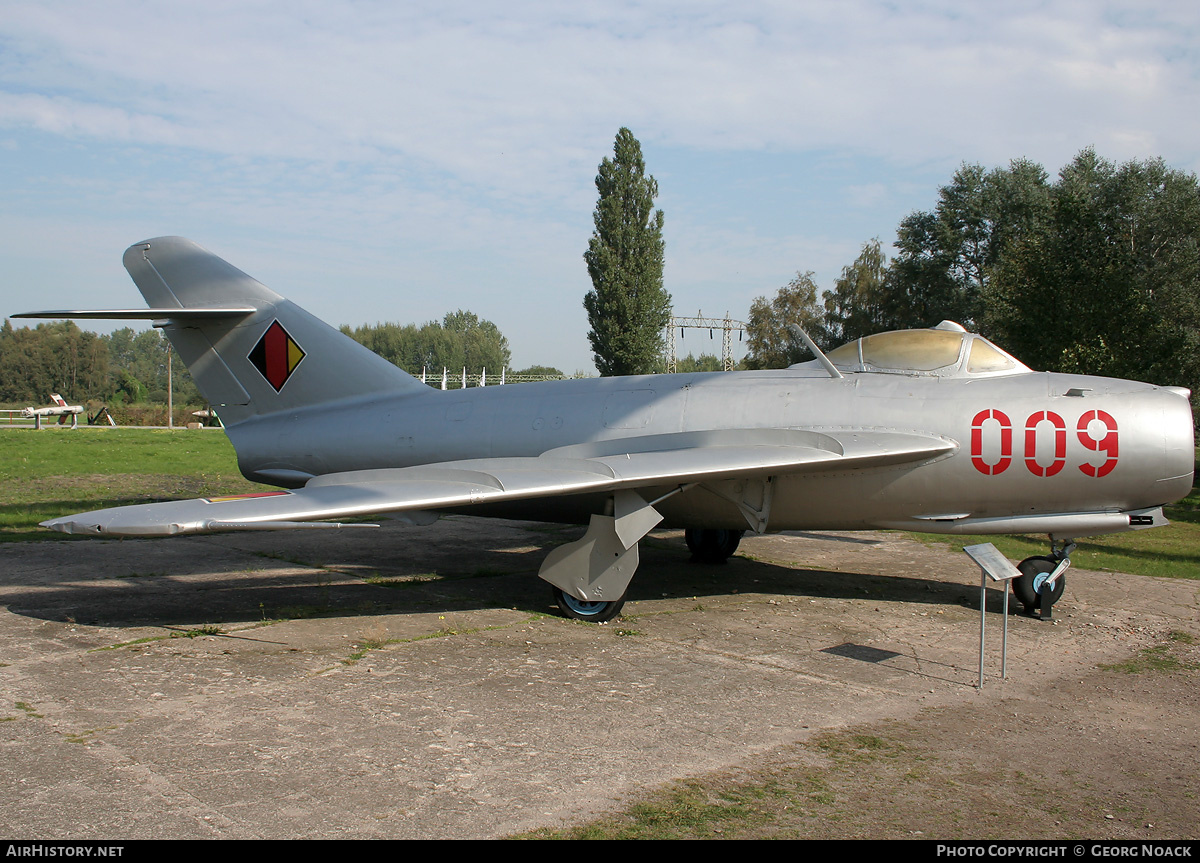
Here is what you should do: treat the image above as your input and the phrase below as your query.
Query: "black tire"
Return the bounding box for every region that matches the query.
[685,528,745,563]
[1012,556,1067,612]
[552,586,626,622]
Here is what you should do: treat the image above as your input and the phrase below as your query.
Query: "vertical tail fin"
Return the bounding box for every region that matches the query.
[123,237,430,426]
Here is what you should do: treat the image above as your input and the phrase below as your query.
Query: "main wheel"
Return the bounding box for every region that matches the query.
[552,586,626,622]
[1012,556,1067,613]
[685,528,745,563]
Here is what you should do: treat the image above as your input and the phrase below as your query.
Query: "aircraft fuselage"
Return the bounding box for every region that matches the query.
[228,367,1194,536]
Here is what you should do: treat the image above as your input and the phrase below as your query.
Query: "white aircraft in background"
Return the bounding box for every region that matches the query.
[22,394,84,429]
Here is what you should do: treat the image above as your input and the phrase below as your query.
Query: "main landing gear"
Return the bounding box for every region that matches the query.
[551,586,627,622]
[685,528,744,564]
[538,485,754,622]
[1012,540,1075,618]
[538,489,670,624]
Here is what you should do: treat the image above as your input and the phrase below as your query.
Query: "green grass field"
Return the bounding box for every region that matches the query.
[0,427,259,541]
[1,427,1197,579]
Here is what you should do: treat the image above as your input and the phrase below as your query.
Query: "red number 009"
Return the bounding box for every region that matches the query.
[970,409,1119,477]
[1077,409,1119,477]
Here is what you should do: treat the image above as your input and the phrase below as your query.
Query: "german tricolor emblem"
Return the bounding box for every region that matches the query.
[248,321,305,392]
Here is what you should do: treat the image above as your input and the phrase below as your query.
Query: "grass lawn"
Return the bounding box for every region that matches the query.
[0,427,260,541]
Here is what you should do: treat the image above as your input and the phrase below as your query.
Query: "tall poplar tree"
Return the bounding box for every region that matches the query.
[583,128,670,376]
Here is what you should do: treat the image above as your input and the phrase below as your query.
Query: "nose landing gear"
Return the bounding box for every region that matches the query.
[1013,540,1075,618]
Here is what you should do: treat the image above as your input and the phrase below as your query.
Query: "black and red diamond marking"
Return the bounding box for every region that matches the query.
[248,321,305,392]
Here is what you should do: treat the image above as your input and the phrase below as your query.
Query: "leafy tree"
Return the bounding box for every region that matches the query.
[112,369,145,404]
[104,327,201,406]
[341,322,413,369]
[0,320,109,402]
[889,159,1052,330]
[674,353,724,373]
[510,365,565,378]
[441,310,512,374]
[823,239,893,344]
[744,272,828,369]
[341,311,511,376]
[583,128,671,376]
[985,150,1200,393]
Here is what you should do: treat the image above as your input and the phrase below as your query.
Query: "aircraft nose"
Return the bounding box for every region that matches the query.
[1158,387,1195,503]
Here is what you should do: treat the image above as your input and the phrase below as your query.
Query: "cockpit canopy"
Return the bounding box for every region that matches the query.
[798,321,1030,377]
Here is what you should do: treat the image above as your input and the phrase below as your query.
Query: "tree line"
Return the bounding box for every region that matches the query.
[0,321,200,407]
[744,149,1200,400]
[0,309,554,410]
[339,310,515,377]
[340,312,571,378]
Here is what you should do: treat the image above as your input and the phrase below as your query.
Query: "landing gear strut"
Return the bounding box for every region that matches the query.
[1013,540,1075,618]
[540,488,684,623]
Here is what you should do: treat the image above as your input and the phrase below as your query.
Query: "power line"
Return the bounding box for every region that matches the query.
[664,312,747,372]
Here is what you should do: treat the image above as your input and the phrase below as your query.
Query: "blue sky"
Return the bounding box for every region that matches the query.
[2,1,1198,374]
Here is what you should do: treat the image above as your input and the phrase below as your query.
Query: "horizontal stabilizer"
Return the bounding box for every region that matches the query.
[41,428,954,537]
[15,237,433,424]
[13,308,256,320]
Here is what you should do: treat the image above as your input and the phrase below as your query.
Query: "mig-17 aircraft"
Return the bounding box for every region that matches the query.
[16,237,1195,621]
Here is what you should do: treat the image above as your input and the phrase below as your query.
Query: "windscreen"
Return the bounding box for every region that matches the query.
[827,330,964,372]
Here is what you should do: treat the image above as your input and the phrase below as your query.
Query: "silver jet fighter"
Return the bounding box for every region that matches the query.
[17,237,1195,621]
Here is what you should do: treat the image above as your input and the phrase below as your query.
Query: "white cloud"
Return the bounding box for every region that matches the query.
[4,2,1197,178]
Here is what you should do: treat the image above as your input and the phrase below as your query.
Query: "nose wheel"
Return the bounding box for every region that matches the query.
[1012,557,1067,613]
[1012,540,1074,617]
[552,586,627,622]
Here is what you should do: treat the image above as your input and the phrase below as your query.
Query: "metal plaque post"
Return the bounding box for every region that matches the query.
[963,543,1021,689]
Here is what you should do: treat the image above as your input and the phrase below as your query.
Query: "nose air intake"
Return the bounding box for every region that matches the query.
[1153,385,1195,502]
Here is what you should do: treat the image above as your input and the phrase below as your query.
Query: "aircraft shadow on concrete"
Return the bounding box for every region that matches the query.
[1,522,1000,628]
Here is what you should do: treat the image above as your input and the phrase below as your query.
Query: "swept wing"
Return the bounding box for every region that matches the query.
[42,428,953,536]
